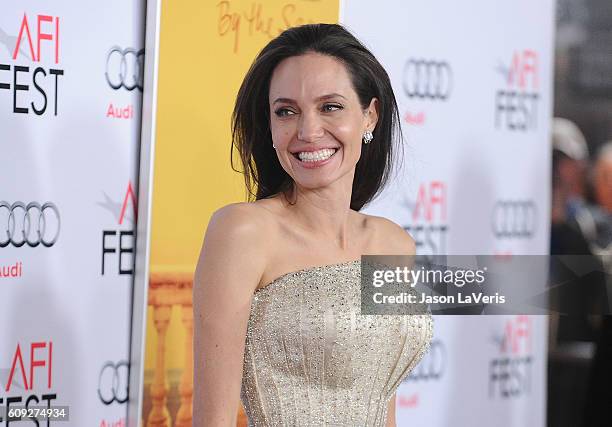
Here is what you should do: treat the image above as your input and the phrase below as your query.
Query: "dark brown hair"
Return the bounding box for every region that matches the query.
[231,23,403,211]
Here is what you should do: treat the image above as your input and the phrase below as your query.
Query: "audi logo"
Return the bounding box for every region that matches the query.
[105,46,144,91]
[491,200,537,239]
[0,202,60,247]
[405,339,446,382]
[98,360,129,405]
[402,59,453,100]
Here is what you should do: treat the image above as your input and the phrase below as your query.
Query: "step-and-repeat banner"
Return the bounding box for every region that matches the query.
[0,1,144,425]
[342,1,554,425]
[1,0,553,426]
[136,1,553,426]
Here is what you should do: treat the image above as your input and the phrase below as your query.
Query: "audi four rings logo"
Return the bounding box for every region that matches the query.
[105,46,144,91]
[492,200,537,238]
[0,202,60,247]
[98,361,129,405]
[406,340,445,381]
[402,59,453,100]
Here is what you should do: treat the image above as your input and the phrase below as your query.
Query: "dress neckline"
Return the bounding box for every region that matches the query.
[254,259,361,295]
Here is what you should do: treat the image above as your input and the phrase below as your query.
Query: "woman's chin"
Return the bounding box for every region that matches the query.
[293,176,336,190]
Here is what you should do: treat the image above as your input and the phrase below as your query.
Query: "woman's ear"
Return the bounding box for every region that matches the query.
[365,97,379,131]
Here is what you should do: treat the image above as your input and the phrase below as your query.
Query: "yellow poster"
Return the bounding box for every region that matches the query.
[143,2,338,425]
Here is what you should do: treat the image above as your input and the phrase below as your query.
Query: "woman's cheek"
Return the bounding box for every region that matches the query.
[271,129,285,147]
[274,124,294,146]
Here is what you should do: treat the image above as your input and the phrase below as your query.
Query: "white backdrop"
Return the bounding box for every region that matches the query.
[342,1,554,426]
[1,1,554,425]
[0,1,144,425]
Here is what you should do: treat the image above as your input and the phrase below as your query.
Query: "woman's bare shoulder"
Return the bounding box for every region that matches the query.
[196,202,279,292]
[359,213,416,255]
[207,202,278,240]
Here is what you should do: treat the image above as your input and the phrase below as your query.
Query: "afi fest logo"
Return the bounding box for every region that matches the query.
[494,50,540,132]
[99,182,136,276]
[0,341,58,424]
[489,315,533,398]
[403,181,448,256]
[0,13,64,116]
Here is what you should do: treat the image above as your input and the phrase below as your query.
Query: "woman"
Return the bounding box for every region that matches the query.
[194,23,433,426]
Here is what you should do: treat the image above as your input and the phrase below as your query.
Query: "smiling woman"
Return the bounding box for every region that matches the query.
[269,52,378,184]
[230,23,403,211]
[193,23,433,427]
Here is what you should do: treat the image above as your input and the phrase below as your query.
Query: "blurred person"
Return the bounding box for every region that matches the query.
[593,141,612,214]
[193,24,433,426]
[549,121,609,427]
[550,118,592,256]
[549,118,601,343]
[551,117,589,229]
[577,141,612,427]
[579,141,612,254]
[583,141,612,427]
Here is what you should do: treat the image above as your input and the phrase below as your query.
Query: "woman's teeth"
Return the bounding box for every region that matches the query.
[297,148,337,162]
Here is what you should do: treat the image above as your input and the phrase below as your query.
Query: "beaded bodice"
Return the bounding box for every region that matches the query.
[240,260,433,426]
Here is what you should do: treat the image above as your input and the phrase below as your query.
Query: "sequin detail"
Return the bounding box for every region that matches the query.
[241,260,434,426]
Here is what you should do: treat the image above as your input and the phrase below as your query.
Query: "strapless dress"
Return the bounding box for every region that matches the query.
[240,260,433,426]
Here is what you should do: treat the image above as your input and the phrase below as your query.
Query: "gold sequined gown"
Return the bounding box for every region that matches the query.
[240,260,433,426]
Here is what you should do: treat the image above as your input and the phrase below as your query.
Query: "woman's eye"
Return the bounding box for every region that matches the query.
[274,108,295,117]
[322,104,343,112]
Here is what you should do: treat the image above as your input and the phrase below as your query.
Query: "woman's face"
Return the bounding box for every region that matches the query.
[268,52,378,191]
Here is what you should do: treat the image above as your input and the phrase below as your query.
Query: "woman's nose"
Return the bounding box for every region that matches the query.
[297,111,325,142]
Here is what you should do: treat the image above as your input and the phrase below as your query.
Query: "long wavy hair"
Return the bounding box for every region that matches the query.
[231,23,403,211]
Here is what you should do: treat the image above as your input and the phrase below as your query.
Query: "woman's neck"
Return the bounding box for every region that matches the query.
[284,180,356,251]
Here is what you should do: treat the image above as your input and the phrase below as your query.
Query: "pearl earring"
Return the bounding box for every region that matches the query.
[362,130,373,144]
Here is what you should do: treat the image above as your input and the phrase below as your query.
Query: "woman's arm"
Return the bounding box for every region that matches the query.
[193,204,269,426]
[386,392,397,427]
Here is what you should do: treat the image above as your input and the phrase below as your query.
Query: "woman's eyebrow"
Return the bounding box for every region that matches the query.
[315,93,347,101]
[272,93,347,105]
[272,97,295,105]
